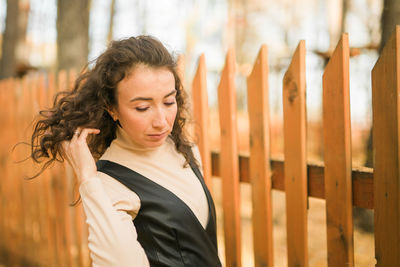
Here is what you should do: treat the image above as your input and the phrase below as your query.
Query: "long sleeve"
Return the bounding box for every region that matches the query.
[79,174,150,267]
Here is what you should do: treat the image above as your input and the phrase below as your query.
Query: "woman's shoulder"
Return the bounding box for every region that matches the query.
[96,171,141,214]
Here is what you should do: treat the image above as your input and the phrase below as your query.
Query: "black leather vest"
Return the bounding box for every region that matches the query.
[97,160,222,267]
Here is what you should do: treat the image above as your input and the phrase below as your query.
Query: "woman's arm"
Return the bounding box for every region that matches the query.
[62,128,149,266]
[79,176,149,267]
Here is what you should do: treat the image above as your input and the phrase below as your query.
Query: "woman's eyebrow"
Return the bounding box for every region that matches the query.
[129,89,177,102]
[164,89,177,98]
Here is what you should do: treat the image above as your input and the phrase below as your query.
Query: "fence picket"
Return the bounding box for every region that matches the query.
[28,74,43,265]
[0,81,4,263]
[54,70,72,267]
[372,25,400,267]
[282,40,308,267]
[218,48,242,267]
[246,44,274,267]
[37,73,55,266]
[192,54,213,192]
[8,78,22,266]
[322,33,354,266]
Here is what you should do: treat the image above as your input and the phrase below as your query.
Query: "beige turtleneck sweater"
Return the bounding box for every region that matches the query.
[79,127,208,267]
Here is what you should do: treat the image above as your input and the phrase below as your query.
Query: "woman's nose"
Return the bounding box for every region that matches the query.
[152,108,167,129]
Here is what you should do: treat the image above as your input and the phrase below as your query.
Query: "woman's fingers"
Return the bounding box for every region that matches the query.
[77,128,100,142]
[72,127,80,141]
[63,128,100,184]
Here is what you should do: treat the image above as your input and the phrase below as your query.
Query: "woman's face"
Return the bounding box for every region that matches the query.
[112,64,177,148]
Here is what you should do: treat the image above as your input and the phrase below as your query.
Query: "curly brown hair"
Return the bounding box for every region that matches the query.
[30,36,196,177]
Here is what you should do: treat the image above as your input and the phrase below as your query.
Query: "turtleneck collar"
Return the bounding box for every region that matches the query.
[113,126,167,153]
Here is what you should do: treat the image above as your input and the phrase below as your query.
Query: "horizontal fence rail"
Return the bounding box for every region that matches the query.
[1,26,399,267]
[210,152,374,209]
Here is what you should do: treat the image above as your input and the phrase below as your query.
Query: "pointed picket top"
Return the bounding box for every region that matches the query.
[372,25,400,267]
[218,48,236,96]
[176,54,185,85]
[217,47,242,267]
[38,73,47,109]
[193,53,206,81]
[247,44,274,267]
[323,33,349,87]
[284,40,306,97]
[191,53,213,192]
[248,44,268,83]
[322,33,354,267]
[282,40,308,267]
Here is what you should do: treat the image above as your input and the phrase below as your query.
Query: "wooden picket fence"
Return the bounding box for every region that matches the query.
[0,26,399,267]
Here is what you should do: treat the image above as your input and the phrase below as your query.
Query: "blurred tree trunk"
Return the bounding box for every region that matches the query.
[56,0,90,71]
[0,0,20,78]
[15,0,31,77]
[0,0,30,79]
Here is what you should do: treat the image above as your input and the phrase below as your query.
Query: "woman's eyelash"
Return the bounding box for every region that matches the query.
[135,102,175,111]
[136,107,149,112]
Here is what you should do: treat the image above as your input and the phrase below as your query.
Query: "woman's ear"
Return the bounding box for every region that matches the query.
[107,107,118,121]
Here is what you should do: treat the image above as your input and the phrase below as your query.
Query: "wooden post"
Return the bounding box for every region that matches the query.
[37,72,56,266]
[6,78,22,266]
[282,40,308,267]
[372,25,400,267]
[323,34,354,267]
[192,54,213,192]
[218,48,241,267]
[54,70,72,267]
[247,44,274,267]
[0,79,10,264]
[17,76,32,265]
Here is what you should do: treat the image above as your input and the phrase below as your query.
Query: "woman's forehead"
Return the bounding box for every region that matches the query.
[117,65,175,99]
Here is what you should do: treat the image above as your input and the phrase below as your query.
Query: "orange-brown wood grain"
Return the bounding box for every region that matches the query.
[37,73,56,266]
[322,34,354,267]
[0,81,4,261]
[28,74,43,265]
[218,48,242,267]
[372,25,400,267]
[55,70,72,267]
[192,54,213,193]
[8,78,23,266]
[246,45,274,267]
[210,153,374,209]
[45,71,62,266]
[67,69,82,267]
[282,40,308,267]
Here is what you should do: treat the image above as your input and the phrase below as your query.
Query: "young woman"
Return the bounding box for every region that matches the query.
[31,36,221,266]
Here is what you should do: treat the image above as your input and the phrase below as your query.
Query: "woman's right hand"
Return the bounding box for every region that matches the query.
[62,128,100,185]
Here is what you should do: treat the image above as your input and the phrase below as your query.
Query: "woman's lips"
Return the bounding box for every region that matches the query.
[147,131,168,141]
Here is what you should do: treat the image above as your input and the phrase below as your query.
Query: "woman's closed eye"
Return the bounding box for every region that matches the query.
[135,101,175,112]
[164,101,176,106]
[135,106,149,112]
